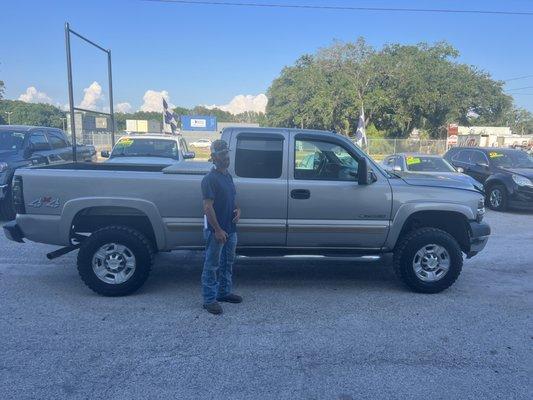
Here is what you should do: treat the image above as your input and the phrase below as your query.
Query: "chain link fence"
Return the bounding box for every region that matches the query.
[363,138,448,161]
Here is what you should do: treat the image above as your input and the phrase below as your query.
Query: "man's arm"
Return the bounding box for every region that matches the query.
[203,199,228,243]
[233,201,241,223]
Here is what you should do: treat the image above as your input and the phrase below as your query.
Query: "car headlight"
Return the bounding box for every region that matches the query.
[0,162,9,173]
[512,174,533,187]
[476,198,485,222]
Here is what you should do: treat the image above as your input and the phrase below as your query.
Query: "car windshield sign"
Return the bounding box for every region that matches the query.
[0,131,26,151]
[112,138,178,158]
[489,150,533,168]
[405,156,455,172]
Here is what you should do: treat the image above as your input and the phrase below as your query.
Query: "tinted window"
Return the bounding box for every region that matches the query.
[29,132,51,151]
[453,150,471,162]
[0,130,25,151]
[235,137,283,178]
[295,139,358,181]
[111,138,178,158]
[47,131,68,149]
[469,151,488,165]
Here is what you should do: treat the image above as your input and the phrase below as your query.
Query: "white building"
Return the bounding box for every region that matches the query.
[125,119,162,134]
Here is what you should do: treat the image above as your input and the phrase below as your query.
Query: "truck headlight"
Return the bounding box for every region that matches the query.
[0,162,8,173]
[512,174,533,187]
[477,198,485,222]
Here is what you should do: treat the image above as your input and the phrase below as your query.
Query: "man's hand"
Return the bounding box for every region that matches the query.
[232,208,241,223]
[214,228,228,244]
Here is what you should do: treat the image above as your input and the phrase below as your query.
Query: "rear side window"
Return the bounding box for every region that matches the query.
[29,131,51,151]
[235,137,283,178]
[47,131,68,149]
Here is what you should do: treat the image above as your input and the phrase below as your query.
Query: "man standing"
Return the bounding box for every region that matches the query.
[201,139,242,315]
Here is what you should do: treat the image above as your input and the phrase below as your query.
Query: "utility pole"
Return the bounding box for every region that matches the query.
[4,111,13,124]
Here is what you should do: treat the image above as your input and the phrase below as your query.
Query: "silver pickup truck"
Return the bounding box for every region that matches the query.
[3,127,490,296]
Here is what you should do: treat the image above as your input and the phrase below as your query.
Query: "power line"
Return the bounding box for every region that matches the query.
[506,86,533,91]
[503,74,533,82]
[142,0,533,16]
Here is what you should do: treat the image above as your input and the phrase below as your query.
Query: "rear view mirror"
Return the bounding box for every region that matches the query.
[456,167,464,173]
[183,151,196,160]
[393,165,402,172]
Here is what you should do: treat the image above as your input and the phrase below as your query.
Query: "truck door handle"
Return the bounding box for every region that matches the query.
[291,189,310,199]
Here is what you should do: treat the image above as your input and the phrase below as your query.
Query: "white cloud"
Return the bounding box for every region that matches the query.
[206,94,268,115]
[116,102,132,113]
[18,86,52,104]
[79,81,104,110]
[140,90,173,112]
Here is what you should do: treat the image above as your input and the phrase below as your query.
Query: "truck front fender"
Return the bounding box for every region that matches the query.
[384,202,475,251]
[60,197,166,250]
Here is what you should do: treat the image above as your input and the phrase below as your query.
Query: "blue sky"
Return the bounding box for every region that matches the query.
[1,0,532,113]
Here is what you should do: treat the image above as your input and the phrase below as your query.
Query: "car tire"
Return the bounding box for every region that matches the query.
[486,184,508,211]
[77,225,154,296]
[393,228,463,294]
[0,187,16,221]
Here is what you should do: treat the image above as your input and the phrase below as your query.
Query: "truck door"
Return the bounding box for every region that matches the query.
[26,130,56,166]
[46,130,72,162]
[227,131,288,246]
[287,132,391,249]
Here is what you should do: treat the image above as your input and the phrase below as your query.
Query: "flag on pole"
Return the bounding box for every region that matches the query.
[162,98,178,134]
[354,106,367,147]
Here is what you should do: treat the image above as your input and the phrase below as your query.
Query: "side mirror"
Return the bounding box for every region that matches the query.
[357,158,376,185]
[183,151,196,160]
[456,167,464,173]
[101,150,110,158]
[393,165,402,172]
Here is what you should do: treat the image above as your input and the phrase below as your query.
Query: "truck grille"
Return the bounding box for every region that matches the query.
[12,176,25,214]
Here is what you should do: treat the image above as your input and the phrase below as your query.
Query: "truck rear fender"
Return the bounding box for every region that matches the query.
[386,203,474,252]
[61,198,165,250]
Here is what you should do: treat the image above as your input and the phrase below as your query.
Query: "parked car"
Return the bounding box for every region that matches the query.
[101,134,195,165]
[4,127,489,296]
[381,153,482,190]
[189,139,212,148]
[444,147,533,211]
[0,125,95,220]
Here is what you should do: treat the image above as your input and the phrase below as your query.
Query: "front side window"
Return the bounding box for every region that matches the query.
[235,137,283,178]
[294,139,358,181]
[47,132,68,149]
[0,130,25,151]
[29,131,51,151]
[453,150,471,163]
[469,151,488,165]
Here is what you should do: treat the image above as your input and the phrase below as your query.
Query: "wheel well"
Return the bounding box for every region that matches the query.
[398,211,470,252]
[71,206,157,250]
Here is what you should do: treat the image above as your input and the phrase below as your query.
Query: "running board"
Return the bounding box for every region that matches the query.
[236,254,382,262]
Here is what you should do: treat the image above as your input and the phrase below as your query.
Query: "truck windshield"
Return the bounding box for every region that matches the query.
[488,150,533,169]
[111,138,178,159]
[405,156,456,172]
[0,131,26,151]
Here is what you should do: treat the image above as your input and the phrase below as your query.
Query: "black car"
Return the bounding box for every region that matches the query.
[444,147,533,211]
[0,125,96,220]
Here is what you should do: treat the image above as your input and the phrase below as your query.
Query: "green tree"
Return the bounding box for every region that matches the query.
[0,99,66,128]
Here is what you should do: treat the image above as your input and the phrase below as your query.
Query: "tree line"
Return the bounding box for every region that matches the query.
[1,38,532,136]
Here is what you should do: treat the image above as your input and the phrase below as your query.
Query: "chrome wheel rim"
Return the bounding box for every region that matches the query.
[412,244,450,282]
[489,189,502,208]
[92,243,136,284]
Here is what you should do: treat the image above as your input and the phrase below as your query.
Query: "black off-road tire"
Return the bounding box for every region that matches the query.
[486,184,508,211]
[393,228,463,294]
[0,187,16,221]
[77,225,154,296]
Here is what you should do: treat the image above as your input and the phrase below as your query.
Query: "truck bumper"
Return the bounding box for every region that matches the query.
[3,221,24,243]
[466,221,490,258]
[0,184,8,200]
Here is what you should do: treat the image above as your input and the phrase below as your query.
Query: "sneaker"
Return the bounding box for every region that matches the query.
[203,302,223,315]
[217,293,243,303]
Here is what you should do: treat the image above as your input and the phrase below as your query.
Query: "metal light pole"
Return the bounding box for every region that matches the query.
[4,111,13,124]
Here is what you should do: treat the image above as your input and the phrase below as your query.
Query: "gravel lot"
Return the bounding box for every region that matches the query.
[1,210,532,399]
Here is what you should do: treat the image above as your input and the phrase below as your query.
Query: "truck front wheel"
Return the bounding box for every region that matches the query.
[77,226,154,296]
[393,228,463,293]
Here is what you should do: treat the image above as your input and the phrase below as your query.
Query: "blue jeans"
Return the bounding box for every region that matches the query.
[201,230,238,304]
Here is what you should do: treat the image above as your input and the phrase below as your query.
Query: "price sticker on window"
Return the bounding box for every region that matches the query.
[406,156,421,165]
[489,152,503,158]
[116,139,134,147]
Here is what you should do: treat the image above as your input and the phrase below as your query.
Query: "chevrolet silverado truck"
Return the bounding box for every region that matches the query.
[0,125,96,220]
[3,127,490,296]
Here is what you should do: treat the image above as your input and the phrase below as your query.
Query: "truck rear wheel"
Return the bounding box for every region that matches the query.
[393,228,463,293]
[0,187,16,221]
[77,225,154,296]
